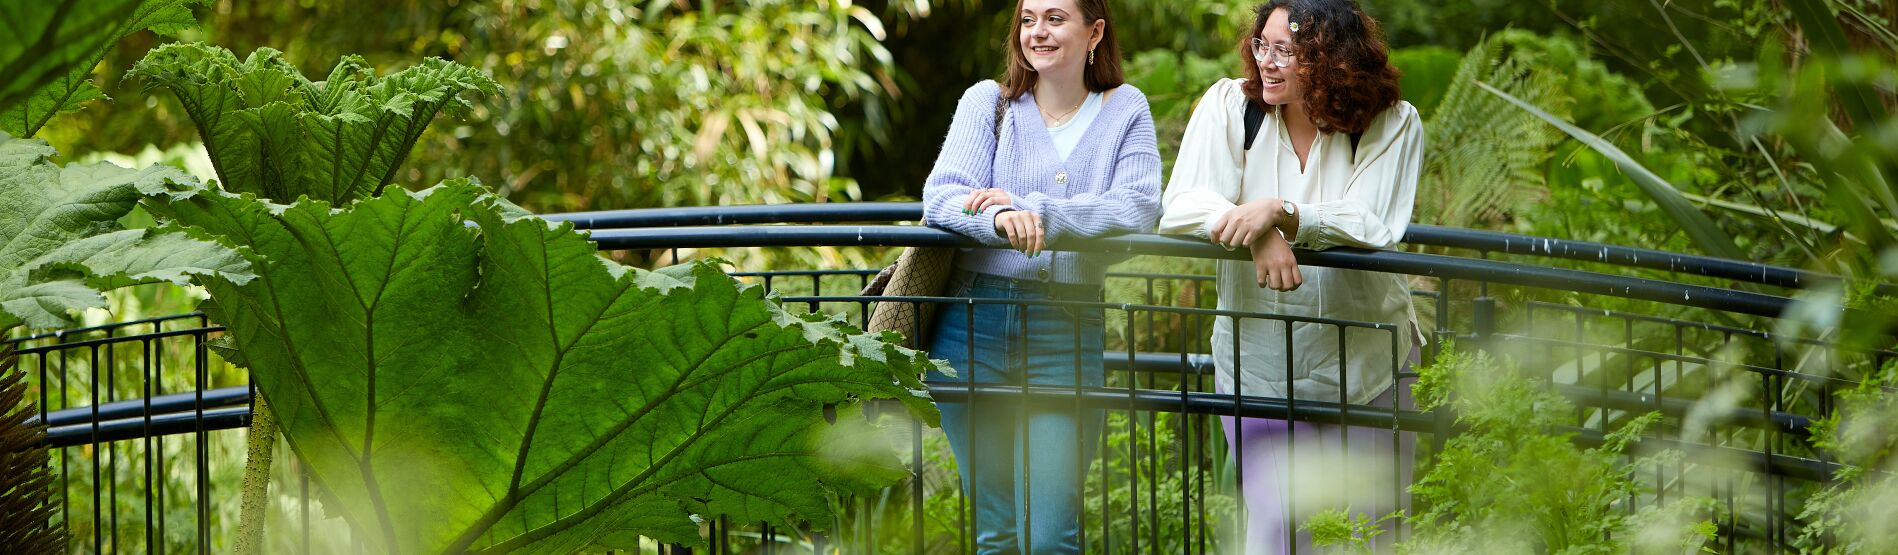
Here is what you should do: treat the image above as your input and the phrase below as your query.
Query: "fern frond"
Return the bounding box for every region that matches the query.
[1417,32,1571,229]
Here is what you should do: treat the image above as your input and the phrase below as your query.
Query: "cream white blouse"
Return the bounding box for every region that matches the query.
[1159,78,1425,405]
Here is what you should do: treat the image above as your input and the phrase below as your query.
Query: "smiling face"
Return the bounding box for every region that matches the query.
[1018,0,1104,79]
[1255,8,1304,107]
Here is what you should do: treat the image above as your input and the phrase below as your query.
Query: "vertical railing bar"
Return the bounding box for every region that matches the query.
[1433,279,1451,365]
[1191,310,1208,555]
[197,328,211,554]
[91,344,103,555]
[107,330,121,553]
[1761,342,1776,551]
[1019,299,1034,554]
[1075,302,1090,552]
[1722,331,1735,555]
[144,337,156,554]
[1178,305,1192,554]
[154,323,167,555]
[912,414,923,555]
[1285,319,1297,555]
[60,346,70,540]
[1125,306,1140,555]
[1338,328,1350,528]
[1141,310,1157,553]
[964,298,976,555]
[1231,316,1244,555]
[1389,324,1402,545]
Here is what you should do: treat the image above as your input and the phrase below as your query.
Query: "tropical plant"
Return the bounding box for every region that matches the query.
[146,179,943,553]
[0,0,204,139]
[127,43,946,552]
[0,133,250,334]
[127,42,500,205]
[0,0,244,338]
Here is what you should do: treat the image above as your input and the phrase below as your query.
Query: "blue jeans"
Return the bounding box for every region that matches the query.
[926,272,1106,555]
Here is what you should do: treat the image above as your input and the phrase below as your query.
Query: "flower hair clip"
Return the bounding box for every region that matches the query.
[1289,21,1301,33]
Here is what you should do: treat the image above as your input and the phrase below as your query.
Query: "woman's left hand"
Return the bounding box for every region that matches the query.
[1250,231,1303,291]
[965,188,1012,215]
[994,210,1045,257]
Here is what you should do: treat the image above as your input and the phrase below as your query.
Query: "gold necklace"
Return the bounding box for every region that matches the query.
[1040,97,1084,126]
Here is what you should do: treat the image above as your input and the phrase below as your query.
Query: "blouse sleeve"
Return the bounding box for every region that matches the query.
[1158,79,1247,239]
[920,80,1012,246]
[1292,102,1424,250]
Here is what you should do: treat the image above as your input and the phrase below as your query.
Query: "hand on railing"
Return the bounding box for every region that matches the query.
[995,209,1046,257]
[1253,230,1303,291]
[964,188,1012,214]
[1210,197,1289,249]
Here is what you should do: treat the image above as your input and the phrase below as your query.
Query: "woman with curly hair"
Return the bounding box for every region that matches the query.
[1158,0,1423,552]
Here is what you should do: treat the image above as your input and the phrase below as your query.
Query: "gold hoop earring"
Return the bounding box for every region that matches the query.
[1088,48,1096,65]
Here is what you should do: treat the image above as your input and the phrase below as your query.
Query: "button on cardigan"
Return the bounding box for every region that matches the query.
[1159,78,1426,405]
[921,80,1163,285]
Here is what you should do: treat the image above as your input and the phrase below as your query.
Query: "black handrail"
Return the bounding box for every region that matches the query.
[41,387,1833,481]
[588,225,1798,318]
[544,202,1829,290]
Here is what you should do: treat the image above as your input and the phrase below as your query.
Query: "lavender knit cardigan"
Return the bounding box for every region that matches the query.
[921,80,1163,285]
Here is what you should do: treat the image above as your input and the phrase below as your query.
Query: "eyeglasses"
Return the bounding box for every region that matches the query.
[1250,38,1296,68]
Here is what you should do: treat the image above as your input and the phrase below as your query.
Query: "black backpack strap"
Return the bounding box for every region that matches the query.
[1243,100,1266,151]
[1245,102,1366,159]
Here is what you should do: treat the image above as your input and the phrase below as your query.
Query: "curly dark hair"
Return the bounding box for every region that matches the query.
[1239,0,1401,134]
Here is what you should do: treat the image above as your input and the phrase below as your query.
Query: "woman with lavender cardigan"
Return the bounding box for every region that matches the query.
[918,0,1160,552]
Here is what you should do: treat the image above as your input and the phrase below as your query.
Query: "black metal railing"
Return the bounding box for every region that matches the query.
[11,202,1886,554]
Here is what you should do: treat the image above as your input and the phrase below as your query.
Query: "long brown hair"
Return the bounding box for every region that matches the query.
[1239,0,1402,134]
[998,0,1126,99]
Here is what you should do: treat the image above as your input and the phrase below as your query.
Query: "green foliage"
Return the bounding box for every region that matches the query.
[1388,46,1460,118]
[0,346,66,554]
[1084,411,1239,553]
[129,43,499,205]
[1124,48,1240,172]
[1411,32,1567,229]
[0,132,250,334]
[1796,362,1898,552]
[1482,81,1747,262]
[1303,507,1392,555]
[1400,342,1715,554]
[146,180,943,553]
[0,0,202,138]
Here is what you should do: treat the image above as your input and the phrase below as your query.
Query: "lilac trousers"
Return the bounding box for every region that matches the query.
[1217,360,1417,554]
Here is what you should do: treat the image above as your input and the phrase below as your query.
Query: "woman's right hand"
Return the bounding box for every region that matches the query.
[965,188,1012,215]
[994,210,1045,257]
[1250,230,1303,291]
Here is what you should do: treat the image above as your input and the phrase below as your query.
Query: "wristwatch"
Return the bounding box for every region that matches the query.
[1281,200,1297,220]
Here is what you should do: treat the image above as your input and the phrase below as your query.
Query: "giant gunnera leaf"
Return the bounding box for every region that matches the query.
[146,179,941,554]
[128,43,499,205]
[0,0,203,138]
[0,132,251,333]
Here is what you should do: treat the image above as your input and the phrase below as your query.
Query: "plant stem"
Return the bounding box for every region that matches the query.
[237,395,278,555]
